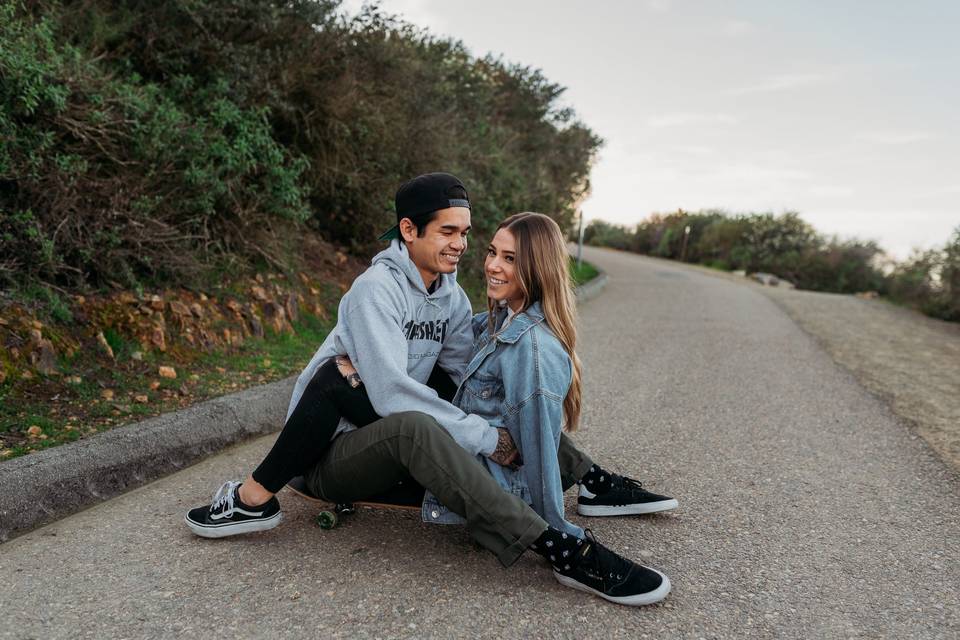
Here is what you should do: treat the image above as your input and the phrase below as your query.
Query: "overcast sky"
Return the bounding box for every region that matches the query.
[341,0,958,259]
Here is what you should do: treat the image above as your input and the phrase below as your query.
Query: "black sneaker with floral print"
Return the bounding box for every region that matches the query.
[552,530,671,606]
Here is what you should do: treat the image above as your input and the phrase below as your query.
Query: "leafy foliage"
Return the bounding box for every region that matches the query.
[587,211,881,292]
[585,210,958,321]
[0,0,600,292]
[887,227,960,321]
[1,1,310,287]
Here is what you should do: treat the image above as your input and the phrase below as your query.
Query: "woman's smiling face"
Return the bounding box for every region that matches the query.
[485,228,524,311]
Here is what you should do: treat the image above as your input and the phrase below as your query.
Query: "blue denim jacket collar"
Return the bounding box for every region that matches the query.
[456,301,547,384]
[490,301,545,345]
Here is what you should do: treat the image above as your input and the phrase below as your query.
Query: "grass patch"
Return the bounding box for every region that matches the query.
[0,310,337,460]
[570,258,599,286]
[13,284,75,325]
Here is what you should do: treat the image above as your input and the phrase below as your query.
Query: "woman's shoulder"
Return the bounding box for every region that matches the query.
[508,317,568,363]
[529,320,568,355]
[507,323,571,395]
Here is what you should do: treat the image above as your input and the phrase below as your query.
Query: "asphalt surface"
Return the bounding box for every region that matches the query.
[2,246,958,639]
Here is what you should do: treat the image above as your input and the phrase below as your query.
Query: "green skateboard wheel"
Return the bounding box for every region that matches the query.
[316,511,338,529]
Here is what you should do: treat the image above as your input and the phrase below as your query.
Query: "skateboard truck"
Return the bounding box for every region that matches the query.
[286,475,424,530]
[315,503,357,530]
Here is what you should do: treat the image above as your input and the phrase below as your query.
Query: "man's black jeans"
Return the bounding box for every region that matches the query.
[251,359,458,493]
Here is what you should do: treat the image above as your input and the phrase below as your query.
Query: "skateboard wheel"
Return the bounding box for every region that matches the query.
[316,511,338,529]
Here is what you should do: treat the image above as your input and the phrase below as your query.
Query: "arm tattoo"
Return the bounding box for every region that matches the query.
[492,428,517,462]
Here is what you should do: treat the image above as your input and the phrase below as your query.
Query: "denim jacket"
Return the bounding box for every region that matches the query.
[421,301,584,538]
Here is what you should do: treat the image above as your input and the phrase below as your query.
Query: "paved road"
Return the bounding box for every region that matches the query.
[2,247,958,639]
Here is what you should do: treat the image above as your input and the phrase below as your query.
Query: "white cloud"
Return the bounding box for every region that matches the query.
[726,72,831,95]
[705,164,810,183]
[925,185,960,196]
[720,19,756,37]
[645,0,674,13]
[673,145,716,156]
[646,113,739,128]
[809,185,855,197]
[856,131,933,144]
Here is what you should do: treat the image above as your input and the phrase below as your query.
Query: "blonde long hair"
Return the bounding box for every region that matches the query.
[487,212,582,432]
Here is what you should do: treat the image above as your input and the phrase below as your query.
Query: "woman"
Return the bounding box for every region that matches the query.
[421,212,585,537]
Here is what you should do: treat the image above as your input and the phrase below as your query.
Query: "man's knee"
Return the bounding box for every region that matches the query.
[391,411,443,435]
[305,359,342,395]
[381,411,455,451]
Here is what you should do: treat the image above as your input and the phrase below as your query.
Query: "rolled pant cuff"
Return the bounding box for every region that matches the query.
[496,517,548,568]
[571,456,594,486]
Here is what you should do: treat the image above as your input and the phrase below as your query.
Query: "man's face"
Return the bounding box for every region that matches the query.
[401,207,471,287]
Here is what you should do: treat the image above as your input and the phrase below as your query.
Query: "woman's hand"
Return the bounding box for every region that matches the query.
[489,428,522,470]
[335,356,363,388]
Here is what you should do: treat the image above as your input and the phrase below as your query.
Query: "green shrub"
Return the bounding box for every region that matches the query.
[584,220,632,250]
[586,209,890,295]
[888,227,960,321]
[1,0,600,293]
[1,1,310,289]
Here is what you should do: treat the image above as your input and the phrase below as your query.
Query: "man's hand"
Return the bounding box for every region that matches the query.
[335,356,362,388]
[489,428,521,470]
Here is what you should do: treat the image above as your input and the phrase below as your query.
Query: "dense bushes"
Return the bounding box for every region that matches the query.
[0,0,600,291]
[1,1,311,287]
[886,229,960,321]
[584,210,959,321]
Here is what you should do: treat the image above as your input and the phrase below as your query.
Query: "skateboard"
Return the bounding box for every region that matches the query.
[285,475,424,529]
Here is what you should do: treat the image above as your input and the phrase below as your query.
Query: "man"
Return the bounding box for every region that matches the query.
[185,173,676,605]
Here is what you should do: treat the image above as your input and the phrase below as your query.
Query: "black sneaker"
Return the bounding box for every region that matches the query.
[184,480,282,538]
[553,530,671,606]
[577,474,678,516]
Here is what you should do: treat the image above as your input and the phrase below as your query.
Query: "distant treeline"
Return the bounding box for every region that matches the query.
[584,211,960,322]
[0,0,600,292]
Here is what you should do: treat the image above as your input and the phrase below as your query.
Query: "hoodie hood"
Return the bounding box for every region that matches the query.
[371,239,459,302]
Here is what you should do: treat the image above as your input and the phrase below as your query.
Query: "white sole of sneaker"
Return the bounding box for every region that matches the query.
[184,512,283,538]
[553,568,671,606]
[577,498,679,516]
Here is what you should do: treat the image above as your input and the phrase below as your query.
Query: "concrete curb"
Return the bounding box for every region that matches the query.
[0,269,608,543]
[0,379,294,542]
[575,270,609,304]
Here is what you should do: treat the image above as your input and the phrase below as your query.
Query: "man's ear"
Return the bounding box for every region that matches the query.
[398,218,418,243]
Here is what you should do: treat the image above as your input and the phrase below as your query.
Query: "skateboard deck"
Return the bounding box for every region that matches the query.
[285,475,423,529]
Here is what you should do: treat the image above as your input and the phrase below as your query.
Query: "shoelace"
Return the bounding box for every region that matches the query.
[581,529,633,585]
[210,480,241,514]
[612,474,646,495]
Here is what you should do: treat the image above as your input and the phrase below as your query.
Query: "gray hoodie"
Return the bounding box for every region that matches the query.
[285,241,499,456]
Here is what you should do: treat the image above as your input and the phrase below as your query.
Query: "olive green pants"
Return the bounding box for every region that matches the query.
[558,431,595,492]
[305,411,593,567]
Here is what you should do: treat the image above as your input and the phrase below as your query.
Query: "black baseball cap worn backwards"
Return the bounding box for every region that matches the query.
[379,172,471,241]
